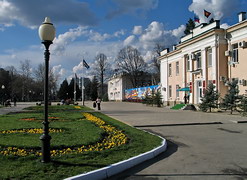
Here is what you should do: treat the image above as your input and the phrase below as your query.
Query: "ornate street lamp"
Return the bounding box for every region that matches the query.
[38,17,55,163]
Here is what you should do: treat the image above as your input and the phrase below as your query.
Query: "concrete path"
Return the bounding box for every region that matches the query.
[86,101,247,180]
[0,102,36,115]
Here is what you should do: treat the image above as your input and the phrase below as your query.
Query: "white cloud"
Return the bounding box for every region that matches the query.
[72,61,84,74]
[88,30,111,41]
[137,21,184,51]
[52,65,66,78]
[114,29,125,37]
[220,23,229,29]
[172,25,186,37]
[124,35,136,46]
[140,21,165,43]
[189,0,241,23]
[0,0,17,27]
[0,0,98,28]
[106,0,158,19]
[52,26,88,54]
[121,21,186,62]
[133,26,143,35]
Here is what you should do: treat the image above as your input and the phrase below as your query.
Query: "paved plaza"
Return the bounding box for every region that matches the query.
[96,102,247,180]
[1,102,247,180]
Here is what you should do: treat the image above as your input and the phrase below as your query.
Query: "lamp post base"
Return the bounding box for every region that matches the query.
[40,134,52,163]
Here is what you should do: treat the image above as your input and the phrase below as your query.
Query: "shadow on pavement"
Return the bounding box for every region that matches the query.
[107,140,178,180]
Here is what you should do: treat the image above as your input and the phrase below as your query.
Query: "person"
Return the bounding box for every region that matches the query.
[96,97,101,110]
[187,94,190,104]
[5,99,11,107]
[184,94,187,104]
[13,96,17,106]
[61,99,65,105]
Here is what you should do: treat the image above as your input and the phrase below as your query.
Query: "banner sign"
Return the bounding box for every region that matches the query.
[124,85,160,100]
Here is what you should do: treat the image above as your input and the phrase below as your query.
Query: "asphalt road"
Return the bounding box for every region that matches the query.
[93,101,247,180]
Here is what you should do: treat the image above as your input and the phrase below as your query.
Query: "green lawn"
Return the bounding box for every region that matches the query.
[0,105,162,180]
[171,103,186,110]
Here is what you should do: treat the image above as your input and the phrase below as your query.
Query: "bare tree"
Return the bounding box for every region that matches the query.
[34,63,60,99]
[94,53,109,97]
[151,43,165,84]
[34,63,45,83]
[19,60,32,101]
[5,66,18,97]
[116,46,146,87]
[152,43,165,74]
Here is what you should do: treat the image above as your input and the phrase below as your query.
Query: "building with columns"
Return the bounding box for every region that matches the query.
[159,12,247,106]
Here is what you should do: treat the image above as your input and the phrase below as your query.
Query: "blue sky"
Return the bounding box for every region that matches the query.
[0,0,246,82]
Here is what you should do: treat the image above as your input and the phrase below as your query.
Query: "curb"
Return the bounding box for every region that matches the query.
[230,120,247,123]
[64,138,167,180]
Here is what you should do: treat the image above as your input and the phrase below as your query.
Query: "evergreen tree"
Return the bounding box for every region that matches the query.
[91,76,99,101]
[238,95,247,116]
[221,79,240,114]
[57,79,69,100]
[68,78,81,100]
[199,83,219,112]
[184,18,195,35]
[153,90,163,107]
[209,18,215,24]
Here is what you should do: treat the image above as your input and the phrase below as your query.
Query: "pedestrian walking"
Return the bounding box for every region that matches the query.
[96,97,101,110]
[13,96,17,106]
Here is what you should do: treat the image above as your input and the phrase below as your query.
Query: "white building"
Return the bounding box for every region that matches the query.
[108,73,132,101]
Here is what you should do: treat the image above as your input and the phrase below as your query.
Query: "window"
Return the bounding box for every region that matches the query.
[207,48,212,67]
[176,62,179,75]
[186,55,190,71]
[176,85,180,98]
[168,64,172,77]
[196,52,202,69]
[169,85,172,98]
[232,43,239,63]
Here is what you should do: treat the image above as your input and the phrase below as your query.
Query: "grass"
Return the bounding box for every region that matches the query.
[0,105,162,180]
[170,103,186,110]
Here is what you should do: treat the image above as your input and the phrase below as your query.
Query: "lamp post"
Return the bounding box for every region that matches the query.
[1,85,5,106]
[38,17,55,163]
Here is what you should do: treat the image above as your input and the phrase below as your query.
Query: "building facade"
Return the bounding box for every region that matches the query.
[159,12,247,106]
[108,73,133,101]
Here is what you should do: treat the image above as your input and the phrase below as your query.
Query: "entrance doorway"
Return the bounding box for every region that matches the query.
[197,80,203,104]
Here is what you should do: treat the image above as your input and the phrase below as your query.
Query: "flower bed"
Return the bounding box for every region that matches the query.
[0,112,128,157]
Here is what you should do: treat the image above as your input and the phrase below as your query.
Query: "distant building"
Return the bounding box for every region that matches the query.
[108,73,132,101]
[159,12,247,106]
[108,71,158,101]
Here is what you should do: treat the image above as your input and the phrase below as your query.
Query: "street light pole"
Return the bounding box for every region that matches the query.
[38,17,55,163]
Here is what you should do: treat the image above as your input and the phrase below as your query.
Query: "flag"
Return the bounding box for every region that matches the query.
[83,59,90,69]
[204,9,211,18]
[194,16,200,23]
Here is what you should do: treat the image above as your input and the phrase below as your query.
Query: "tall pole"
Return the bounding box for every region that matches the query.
[40,40,52,163]
[74,74,76,104]
[82,65,85,106]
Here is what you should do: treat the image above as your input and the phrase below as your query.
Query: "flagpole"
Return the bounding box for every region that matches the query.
[82,62,85,106]
[74,74,76,104]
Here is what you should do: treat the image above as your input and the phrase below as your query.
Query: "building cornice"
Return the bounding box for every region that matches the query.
[226,20,247,33]
[158,28,224,60]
